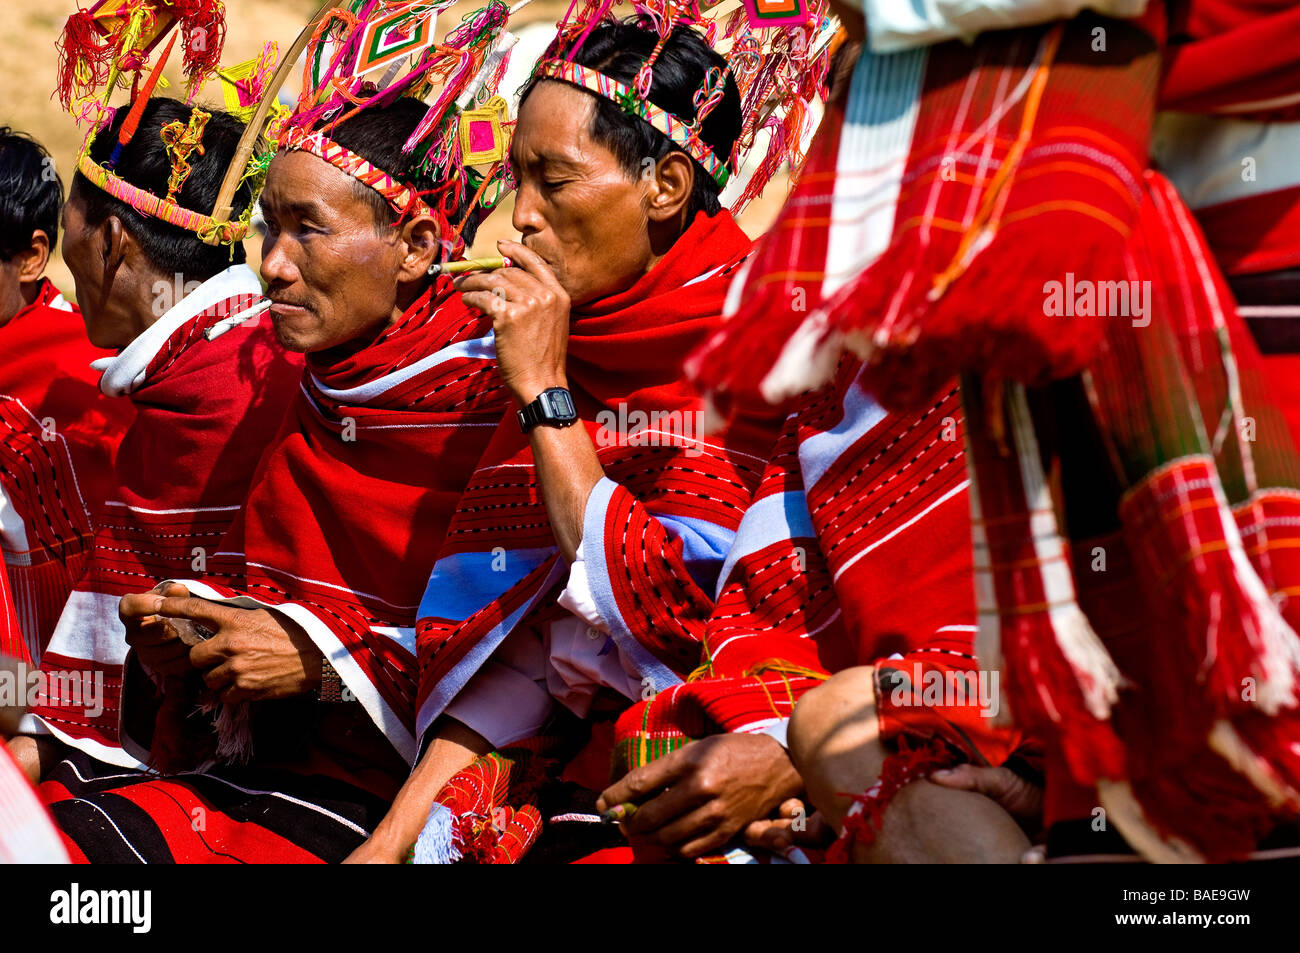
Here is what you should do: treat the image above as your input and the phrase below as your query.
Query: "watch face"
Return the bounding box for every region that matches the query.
[543,388,576,419]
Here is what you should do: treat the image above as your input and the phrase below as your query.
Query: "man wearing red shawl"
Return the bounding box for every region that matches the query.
[344,15,802,864]
[32,5,522,858]
[8,98,300,784]
[0,127,135,662]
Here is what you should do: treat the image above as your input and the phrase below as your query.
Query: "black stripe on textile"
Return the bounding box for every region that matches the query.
[44,750,385,863]
[49,792,175,864]
[1230,268,1300,354]
[180,767,386,862]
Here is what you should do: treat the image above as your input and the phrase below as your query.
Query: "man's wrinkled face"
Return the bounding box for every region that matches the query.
[510,81,656,307]
[259,151,407,355]
[61,191,127,349]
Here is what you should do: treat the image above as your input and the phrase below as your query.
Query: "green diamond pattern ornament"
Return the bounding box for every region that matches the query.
[355,7,437,78]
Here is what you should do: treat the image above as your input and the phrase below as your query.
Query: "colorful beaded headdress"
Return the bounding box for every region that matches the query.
[56,0,283,246]
[534,0,837,212]
[274,0,521,259]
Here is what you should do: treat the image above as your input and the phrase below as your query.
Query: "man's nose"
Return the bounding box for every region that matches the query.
[511,183,545,237]
[259,233,298,287]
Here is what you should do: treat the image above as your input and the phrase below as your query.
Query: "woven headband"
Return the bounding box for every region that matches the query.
[535,59,731,188]
[281,127,435,221]
[77,152,250,245]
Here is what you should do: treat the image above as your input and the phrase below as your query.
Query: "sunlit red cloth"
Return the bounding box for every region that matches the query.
[1154,4,1300,454]
[689,12,1163,412]
[0,279,134,661]
[160,278,509,775]
[686,7,1300,861]
[611,365,1031,862]
[412,741,552,864]
[24,265,302,767]
[1162,0,1300,118]
[1047,172,1300,860]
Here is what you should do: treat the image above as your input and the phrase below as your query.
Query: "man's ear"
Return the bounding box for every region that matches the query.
[102,216,131,274]
[646,151,695,223]
[399,213,443,281]
[16,230,51,284]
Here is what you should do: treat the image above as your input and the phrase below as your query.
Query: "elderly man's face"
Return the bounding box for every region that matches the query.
[259,151,407,356]
[61,190,133,349]
[510,81,658,307]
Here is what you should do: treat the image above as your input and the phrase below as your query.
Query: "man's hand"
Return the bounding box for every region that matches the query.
[743,798,834,857]
[597,732,804,858]
[120,582,196,677]
[930,763,1044,823]
[143,596,323,704]
[454,239,571,406]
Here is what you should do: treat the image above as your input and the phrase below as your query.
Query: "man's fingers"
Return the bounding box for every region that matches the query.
[618,777,713,835]
[188,635,232,671]
[496,239,559,287]
[776,798,804,819]
[453,268,531,297]
[744,817,795,854]
[122,583,195,623]
[124,618,177,648]
[930,763,1010,798]
[668,807,732,857]
[119,591,165,622]
[459,290,515,320]
[598,749,690,813]
[154,596,232,629]
[199,659,236,694]
[929,763,1044,821]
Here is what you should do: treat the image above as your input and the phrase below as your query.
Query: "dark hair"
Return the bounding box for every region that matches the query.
[72,98,250,281]
[0,127,63,261]
[519,18,742,219]
[328,97,482,250]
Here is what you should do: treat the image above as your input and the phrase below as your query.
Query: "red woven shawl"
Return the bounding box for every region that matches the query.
[170,280,509,767]
[0,280,135,658]
[415,211,776,743]
[29,282,301,764]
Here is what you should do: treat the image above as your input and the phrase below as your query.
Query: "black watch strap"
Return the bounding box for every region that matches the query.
[518,387,578,433]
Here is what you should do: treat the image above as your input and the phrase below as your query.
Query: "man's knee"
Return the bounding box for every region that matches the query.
[788,665,876,777]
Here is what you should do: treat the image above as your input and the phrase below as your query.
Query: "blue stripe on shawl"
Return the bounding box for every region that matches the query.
[417,547,556,623]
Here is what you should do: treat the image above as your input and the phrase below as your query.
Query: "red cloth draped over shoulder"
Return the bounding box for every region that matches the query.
[165,279,510,777]
[0,279,135,658]
[29,274,302,764]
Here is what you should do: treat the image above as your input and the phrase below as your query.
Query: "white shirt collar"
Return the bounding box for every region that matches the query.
[92,264,262,397]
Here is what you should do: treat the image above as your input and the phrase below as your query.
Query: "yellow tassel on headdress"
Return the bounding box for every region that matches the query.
[160,107,211,203]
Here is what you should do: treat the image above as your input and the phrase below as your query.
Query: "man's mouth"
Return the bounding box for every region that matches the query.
[269,299,311,318]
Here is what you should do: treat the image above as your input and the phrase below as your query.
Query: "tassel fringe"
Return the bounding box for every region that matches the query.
[412,802,462,865]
